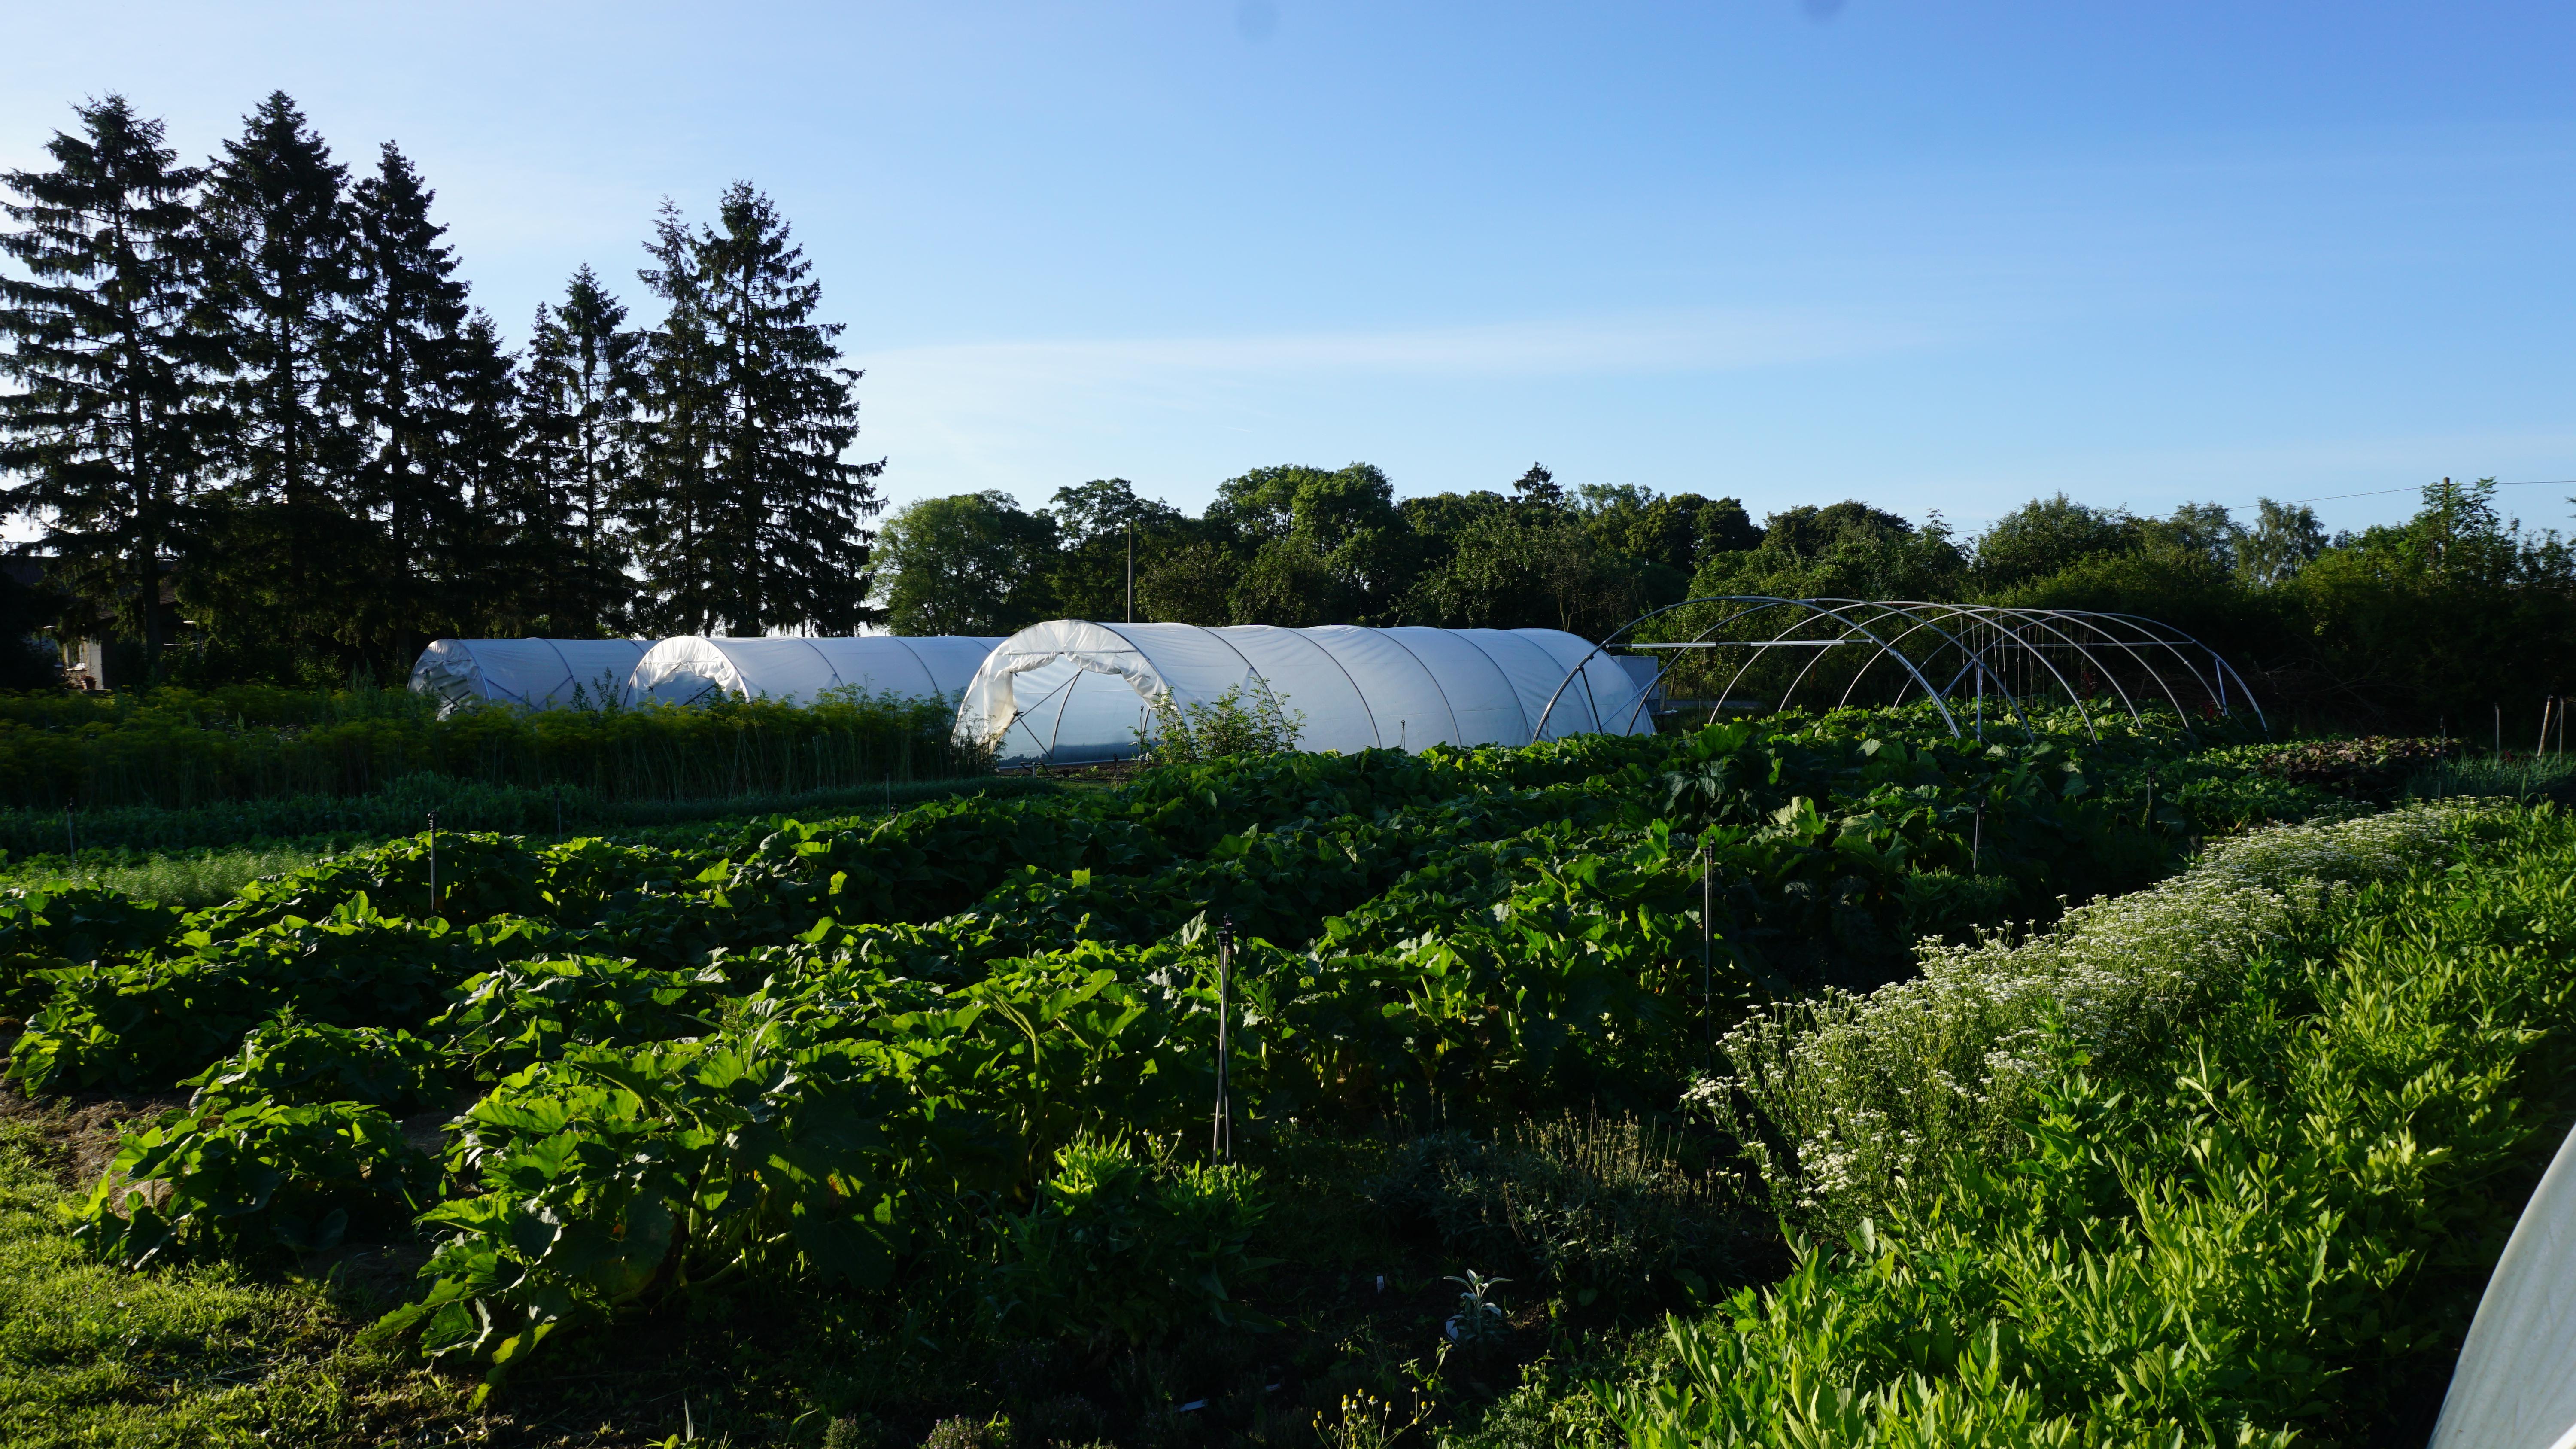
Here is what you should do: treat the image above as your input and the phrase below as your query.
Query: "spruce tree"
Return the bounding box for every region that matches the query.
[443,311,527,636]
[0,96,215,673]
[632,186,881,634]
[632,201,720,631]
[522,265,643,634]
[343,140,475,667]
[193,91,367,674]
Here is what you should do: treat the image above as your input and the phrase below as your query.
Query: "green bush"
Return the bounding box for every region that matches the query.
[181,1014,447,1115]
[992,1136,1274,1346]
[0,770,1055,858]
[1134,682,1306,766]
[73,1099,437,1266]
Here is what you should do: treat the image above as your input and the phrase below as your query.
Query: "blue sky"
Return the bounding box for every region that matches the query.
[8,1,2576,539]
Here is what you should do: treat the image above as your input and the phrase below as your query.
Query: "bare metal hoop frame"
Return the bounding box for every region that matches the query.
[1534,597,2266,742]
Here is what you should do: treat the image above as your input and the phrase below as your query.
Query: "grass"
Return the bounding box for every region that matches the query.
[0,770,1058,858]
[0,847,335,911]
[2403,749,2576,806]
[0,1119,456,1447]
[0,773,1064,906]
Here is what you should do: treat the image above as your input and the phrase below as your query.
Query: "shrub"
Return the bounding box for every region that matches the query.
[73,1098,436,1266]
[992,1136,1274,1346]
[1135,684,1305,766]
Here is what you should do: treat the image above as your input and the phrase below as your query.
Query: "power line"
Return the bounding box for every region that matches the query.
[2218,479,2574,514]
[1943,478,2575,530]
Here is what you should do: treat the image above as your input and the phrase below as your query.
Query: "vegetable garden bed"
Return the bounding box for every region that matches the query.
[1,708,2529,1447]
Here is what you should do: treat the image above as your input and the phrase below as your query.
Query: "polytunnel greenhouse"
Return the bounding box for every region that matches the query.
[954,620,1659,767]
[624,635,1004,708]
[408,638,653,715]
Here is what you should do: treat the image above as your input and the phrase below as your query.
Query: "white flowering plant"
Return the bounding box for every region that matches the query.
[1685,801,2501,1228]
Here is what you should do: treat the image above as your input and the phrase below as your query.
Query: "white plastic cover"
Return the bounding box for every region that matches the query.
[624,635,1003,708]
[2427,1117,2576,1449]
[407,638,653,715]
[954,621,1654,766]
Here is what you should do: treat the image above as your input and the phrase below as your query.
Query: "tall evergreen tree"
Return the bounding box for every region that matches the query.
[522,265,643,634]
[632,185,881,634]
[342,140,475,667]
[443,311,527,636]
[191,91,367,673]
[0,96,215,671]
[631,202,720,631]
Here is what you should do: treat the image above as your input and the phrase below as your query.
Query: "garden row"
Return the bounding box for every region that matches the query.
[0,683,981,810]
[0,708,2413,1433]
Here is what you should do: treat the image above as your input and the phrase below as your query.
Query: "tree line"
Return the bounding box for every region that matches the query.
[876,470,2576,730]
[0,93,880,685]
[4,95,2565,729]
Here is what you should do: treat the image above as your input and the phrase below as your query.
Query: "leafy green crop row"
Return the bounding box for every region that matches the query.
[11,708,2357,1401]
[0,683,983,811]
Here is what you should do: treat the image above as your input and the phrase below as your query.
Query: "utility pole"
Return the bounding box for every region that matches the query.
[1126,521,1135,623]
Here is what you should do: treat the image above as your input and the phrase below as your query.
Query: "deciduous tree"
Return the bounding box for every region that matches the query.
[874,491,1057,636]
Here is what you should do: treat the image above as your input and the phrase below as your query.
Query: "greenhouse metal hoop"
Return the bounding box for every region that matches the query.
[1532,597,2265,742]
[1533,596,1967,741]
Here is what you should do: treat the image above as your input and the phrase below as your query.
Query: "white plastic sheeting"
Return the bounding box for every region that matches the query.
[955,620,1656,767]
[408,638,652,715]
[2427,1116,2576,1449]
[624,635,1003,708]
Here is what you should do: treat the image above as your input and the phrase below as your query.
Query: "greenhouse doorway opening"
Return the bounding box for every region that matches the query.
[624,635,1003,708]
[954,621,1659,767]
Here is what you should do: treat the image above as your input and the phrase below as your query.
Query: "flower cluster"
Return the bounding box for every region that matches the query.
[1685,801,2488,1225]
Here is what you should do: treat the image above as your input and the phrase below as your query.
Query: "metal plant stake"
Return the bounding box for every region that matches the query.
[1212,916,1236,1162]
[1675,833,1713,1065]
[1700,838,1714,1064]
